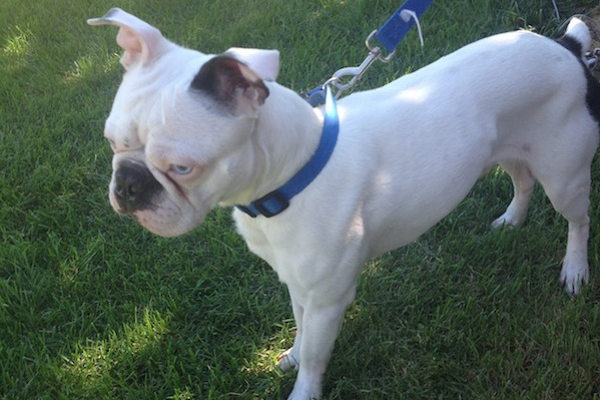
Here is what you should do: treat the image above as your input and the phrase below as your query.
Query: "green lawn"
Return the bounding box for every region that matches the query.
[1,0,600,399]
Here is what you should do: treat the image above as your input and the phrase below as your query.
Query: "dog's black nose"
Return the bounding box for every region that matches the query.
[114,160,163,213]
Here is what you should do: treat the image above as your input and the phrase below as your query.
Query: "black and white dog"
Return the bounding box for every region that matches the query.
[89,9,599,399]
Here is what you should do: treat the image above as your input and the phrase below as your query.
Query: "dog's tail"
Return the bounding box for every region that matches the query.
[558,17,592,59]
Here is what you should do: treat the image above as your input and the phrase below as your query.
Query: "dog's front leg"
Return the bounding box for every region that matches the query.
[287,292,354,400]
[278,292,303,372]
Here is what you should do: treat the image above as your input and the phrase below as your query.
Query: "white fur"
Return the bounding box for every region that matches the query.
[90,10,598,400]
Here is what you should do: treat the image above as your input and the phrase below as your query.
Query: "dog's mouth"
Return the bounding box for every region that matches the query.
[109,187,198,236]
[110,190,164,216]
[109,172,208,238]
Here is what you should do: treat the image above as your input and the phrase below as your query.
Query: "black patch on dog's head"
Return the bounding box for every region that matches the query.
[190,55,269,113]
[191,56,244,103]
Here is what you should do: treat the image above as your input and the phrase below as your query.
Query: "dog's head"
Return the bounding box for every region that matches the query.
[88,8,280,236]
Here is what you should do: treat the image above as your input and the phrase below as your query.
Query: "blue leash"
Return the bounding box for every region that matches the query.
[375,0,435,54]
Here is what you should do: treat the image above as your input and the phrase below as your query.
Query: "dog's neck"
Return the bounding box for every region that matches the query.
[235,82,325,206]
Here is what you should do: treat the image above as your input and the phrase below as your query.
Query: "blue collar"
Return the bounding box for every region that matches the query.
[236,86,339,218]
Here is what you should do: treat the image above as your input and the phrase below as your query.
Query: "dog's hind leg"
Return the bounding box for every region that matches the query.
[541,169,592,295]
[533,116,596,295]
[561,215,590,295]
[492,161,535,229]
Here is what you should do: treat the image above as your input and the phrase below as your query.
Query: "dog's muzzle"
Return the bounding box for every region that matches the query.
[113,160,163,213]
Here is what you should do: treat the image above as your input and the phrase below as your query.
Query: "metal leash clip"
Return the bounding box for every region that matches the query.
[304,0,433,106]
[329,9,425,98]
[304,28,407,106]
[304,43,381,106]
[328,36,385,93]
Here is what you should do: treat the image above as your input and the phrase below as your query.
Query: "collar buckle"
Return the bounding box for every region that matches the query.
[236,191,289,218]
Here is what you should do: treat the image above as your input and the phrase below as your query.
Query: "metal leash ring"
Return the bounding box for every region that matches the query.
[365,30,396,63]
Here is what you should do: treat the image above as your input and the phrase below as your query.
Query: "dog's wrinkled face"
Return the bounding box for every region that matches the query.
[89,8,279,236]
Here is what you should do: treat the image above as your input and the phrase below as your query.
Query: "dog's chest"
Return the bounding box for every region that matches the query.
[234,211,325,288]
[234,212,281,271]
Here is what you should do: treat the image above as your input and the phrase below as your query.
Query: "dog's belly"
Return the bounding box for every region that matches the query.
[362,154,489,257]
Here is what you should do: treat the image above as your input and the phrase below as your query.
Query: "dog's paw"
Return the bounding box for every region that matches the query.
[560,257,589,295]
[491,213,519,229]
[287,383,321,400]
[277,348,300,372]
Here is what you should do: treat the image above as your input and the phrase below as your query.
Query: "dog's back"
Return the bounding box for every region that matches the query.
[322,19,600,261]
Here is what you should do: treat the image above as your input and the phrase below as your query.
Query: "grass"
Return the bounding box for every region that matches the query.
[1,0,600,399]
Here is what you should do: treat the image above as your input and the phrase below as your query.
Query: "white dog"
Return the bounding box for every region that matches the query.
[89,9,598,399]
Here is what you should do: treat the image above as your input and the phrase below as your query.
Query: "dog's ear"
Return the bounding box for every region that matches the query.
[88,8,170,69]
[224,48,280,81]
[191,55,270,115]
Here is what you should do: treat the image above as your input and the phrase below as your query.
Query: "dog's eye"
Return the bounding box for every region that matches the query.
[170,165,193,175]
